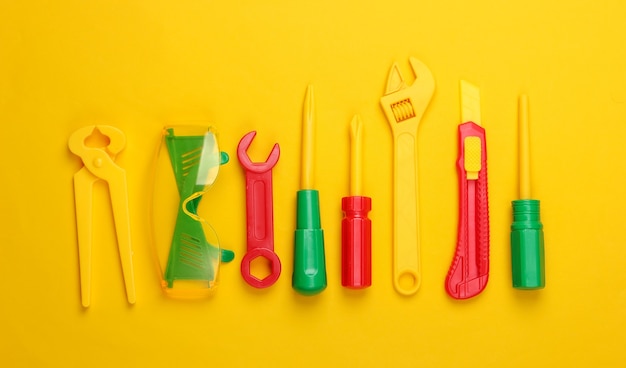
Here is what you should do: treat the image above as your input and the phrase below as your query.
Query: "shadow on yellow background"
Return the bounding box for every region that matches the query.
[1,1,625,367]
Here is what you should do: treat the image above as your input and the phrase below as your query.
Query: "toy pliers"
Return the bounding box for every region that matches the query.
[380,57,435,295]
[445,80,490,299]
[69,125,136,307]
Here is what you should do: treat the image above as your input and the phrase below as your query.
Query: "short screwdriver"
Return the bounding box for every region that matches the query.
[510,95,545,289]
[292,85,327,295]
[342,115,372,289]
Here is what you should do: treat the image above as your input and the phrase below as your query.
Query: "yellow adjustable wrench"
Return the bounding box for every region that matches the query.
[380,57,435,295]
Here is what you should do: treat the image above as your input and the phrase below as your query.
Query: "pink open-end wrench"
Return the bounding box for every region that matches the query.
[237,131,282,288]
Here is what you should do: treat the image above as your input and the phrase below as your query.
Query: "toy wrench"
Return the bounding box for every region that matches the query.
[380,57,435,295]
[237,131,281,288]
[68,125,136,307]
[445,80,490,299]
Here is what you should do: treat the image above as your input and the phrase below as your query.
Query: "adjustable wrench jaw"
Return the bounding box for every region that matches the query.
[381,57,435,136]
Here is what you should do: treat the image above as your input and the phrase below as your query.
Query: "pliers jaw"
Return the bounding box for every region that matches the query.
[69,125,126,160]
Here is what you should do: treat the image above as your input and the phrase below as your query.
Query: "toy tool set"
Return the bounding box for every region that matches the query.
[68,57,547,305]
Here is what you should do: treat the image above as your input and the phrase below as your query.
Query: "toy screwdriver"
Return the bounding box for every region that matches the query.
[292,85,327,295]
[342,115,372,289]
[445,80,490,299]
[511,95,545,289]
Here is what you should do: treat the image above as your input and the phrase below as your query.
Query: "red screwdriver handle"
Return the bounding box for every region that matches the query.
[445,122,490,299]
[237,131,281,288]
[341,196,372,288]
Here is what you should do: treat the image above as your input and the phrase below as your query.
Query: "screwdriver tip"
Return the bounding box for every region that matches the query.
[301,85,316,190]
[350,114,362,132]
[305,84,314,119]
[349,114,363,196]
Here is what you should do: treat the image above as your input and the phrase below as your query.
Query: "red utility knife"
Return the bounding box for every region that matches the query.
[445,80,490,299]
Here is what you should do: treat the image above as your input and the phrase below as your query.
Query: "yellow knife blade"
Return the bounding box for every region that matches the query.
[460,80,481,125]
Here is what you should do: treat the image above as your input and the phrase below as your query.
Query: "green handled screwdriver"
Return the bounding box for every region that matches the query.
[292,85,327,295]
[511,95,545,289]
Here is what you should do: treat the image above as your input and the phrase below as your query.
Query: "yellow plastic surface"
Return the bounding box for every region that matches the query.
[3,1,626,367]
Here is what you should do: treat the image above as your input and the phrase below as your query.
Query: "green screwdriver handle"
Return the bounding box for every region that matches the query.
[293,189,327,295]
[511,199,545,289]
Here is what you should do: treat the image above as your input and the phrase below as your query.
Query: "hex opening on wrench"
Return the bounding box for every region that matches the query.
[237,131,282,288]
[241,248,281,287]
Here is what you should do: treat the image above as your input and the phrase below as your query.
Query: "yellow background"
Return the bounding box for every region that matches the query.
[1,1,625,366]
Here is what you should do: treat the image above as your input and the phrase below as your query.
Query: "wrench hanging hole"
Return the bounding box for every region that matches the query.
[397,271,418,293]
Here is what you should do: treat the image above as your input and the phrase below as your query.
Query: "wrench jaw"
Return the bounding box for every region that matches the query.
[236,130,257,166]
[237,131,281,173]
[408,57,435,92]
[381,57,436,135]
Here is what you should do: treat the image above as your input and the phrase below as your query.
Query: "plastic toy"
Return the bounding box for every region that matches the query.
[341,115,372,289]
[511,95,545,289]
[151,126,234,298]
[445,80,490,299]
[380,57,435,296]
[292,85,327,295]
[237,131,282,288]
[68,125,136,307]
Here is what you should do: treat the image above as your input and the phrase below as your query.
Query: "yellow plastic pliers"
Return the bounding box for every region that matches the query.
[69,125,136,307]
